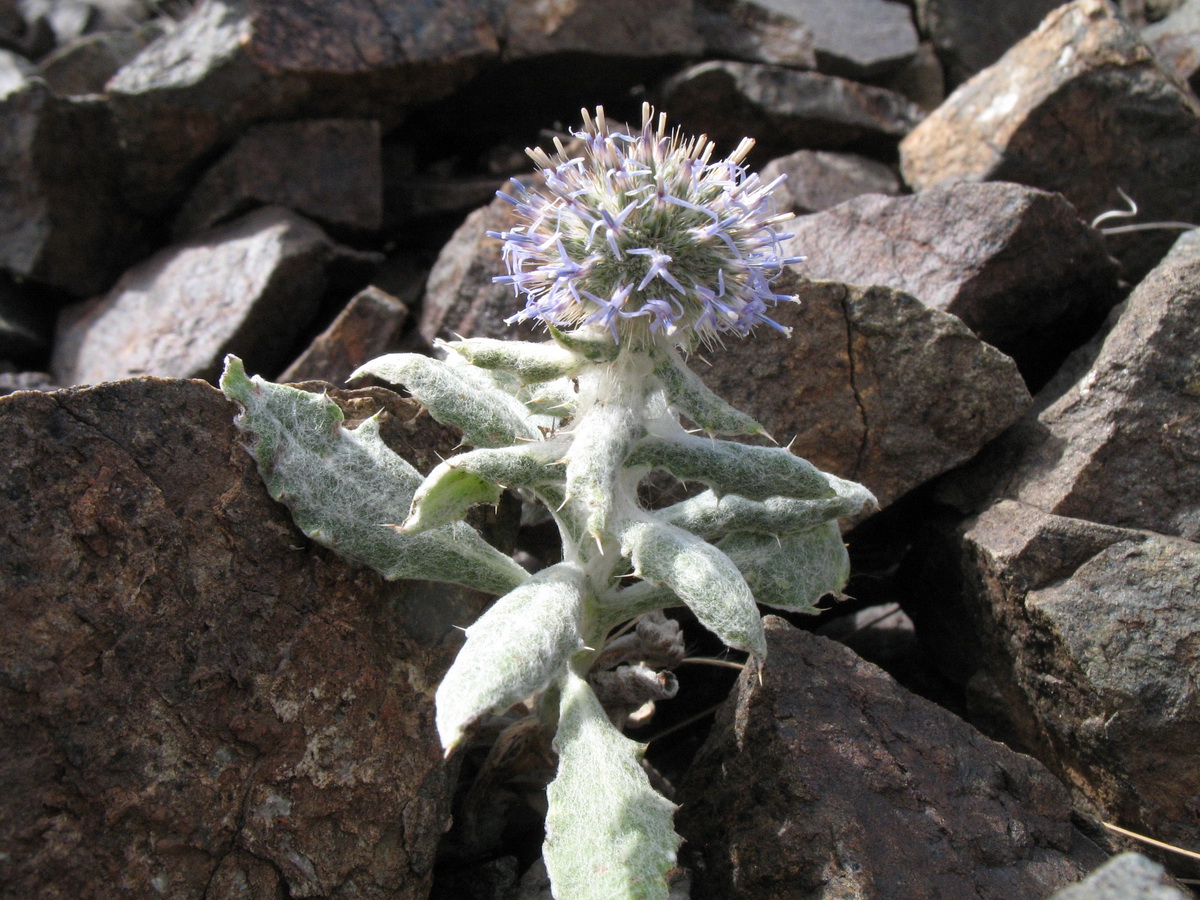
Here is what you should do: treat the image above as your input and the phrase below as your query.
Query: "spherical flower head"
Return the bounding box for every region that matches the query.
[489,104,802,348]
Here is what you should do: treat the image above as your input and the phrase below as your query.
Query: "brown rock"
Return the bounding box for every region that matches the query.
[0,377,481,900]
[37,24,162,96]
[1142,0,1200,91]
[676,617,1105,899]
[698,272,1031,510]
[279,285,408,384]
[107,0,499,213]
[785,181,1120,384]
[761,149,901,215]
[659,60,926,156]
[173,119,384,239]
[915,0,1067,86]
[961,500,1200,860]
[52,206,371,386]
[771,0,919,78]
[693,0,817,69]
[900,0,1200,279]
[498,0,702,59]
[0,50,141,296]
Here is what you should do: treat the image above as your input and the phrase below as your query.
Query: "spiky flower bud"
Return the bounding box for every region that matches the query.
[491,104,802,347]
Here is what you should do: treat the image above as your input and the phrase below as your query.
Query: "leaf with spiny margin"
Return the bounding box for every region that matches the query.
[659,474,876,540]
[620,519,766,658]
[720,520,850,615]
[220,356,526,597]
[405,443,567,533]
[444,337,584,384]
[650,344,766,436]
[548,323,621,362]
[544,671,680,900]
[435,562,586,752]
[351,353,539,448]
[568,405,642,544]
[626,433,834,502]
[518,378,578,419]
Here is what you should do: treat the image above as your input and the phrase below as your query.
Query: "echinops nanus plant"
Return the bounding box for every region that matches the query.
[221,104,875,900]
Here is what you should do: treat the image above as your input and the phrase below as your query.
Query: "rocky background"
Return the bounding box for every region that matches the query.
[2,0,1199,898]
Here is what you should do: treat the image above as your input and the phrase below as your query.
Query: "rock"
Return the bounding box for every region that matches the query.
[760,148,901,215]
[949,228,1200,539]
[693,0,817,69]
[899,0,1200,280]
[659,60,926,157]
[915,0,1067,86]
[785,181,1120,385]
[279,285,408,384]
[880,40,947,111]
[770,0,919,78]
[698,272,1031,510]
[37,23,161,95]
[52,206,372,385]
[0,277,52,365]
[498,0,702,60]
[1050,852,1191,899]
[676,617,1105,899]
[961,500,1200,860]
[173,118,384,239]
[0,49,142,296]
[0,376,480,899]
[1142,0,1200,92]
[0,366,56,394]
[107,0,499,213]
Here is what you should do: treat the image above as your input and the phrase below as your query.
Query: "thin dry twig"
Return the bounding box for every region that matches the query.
[1103,821,1200,862]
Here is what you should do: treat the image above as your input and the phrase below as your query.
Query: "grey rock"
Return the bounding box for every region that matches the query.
[900,0,1200,280]
[1142,0,1200,92]
[659,60,926,156]
[761,0,919,78]
[880,40,947,111]
[962,499,1200,859]
[677,617,1105,899]
[279,285,408,385]
[37,22,160,95]
[760,148,901,215]
[784,181,1120,383]
[915,0,1067,86]
[0,376,477,899]
[52,206,368,385]
[694,0,816,69]
[173,118,384,239]
[498,0,702,60]
[1050,852,1191,900]
[698,272,1031,510]
[0,50,141,295]
[107,0,498,213]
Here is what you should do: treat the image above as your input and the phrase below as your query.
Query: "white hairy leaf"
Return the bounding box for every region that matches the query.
[567,404,642,544]
[651,343,766,436]
[544,671,680,900]
[721,520,851,614]
[444,337,584,384]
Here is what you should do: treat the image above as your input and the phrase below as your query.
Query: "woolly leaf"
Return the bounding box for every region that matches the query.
[436,562,587,752]
[544,671,680,900]
[568,405,643,544]
[518,378,578,419]
[626,433,834,502]
[351,353,540,448]
[660,474,876,539]
[444,337,584,384]
[651,344,766,436]
[548,323,622,362]
[621,520,766,657]
[720,520,850,615]
[220,356,526,596]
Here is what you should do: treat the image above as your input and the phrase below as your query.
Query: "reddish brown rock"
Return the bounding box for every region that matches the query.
[0,377,479,900]
[915,0,1067,85]
[498,0,702,59]
[173,119,384,239]
[52,206,372,386]
[785,181,1120,384]
[279,285,408,384]
[900,0,1200,279]
[761,149,901,215]
[676,618,1105,899]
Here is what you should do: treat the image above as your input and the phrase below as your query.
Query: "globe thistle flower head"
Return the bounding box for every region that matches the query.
[490,104,802,348]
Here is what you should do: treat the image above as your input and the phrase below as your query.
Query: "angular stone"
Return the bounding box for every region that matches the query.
[498,0,702,59]
[760,148,901,215]
[785,181,1120,383]
[677,617,1104,899]
[52,206,369,385]
[0,50,141,296]
[173,119,384,239]
[900,0,1200,279]
[107,0,499,213]
[1142,0,1200,92]
[962,499,1200,857]
[957,229,1200,539]
[0,377,479,900]
[773,0,919,78]
[1050,853,1191,900]
[279,285,408,384]
[37,24,161,96]
[693,0,817,69]
[698,272,1031,510]
[659,60,925,156]
[915,0,1067,85]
